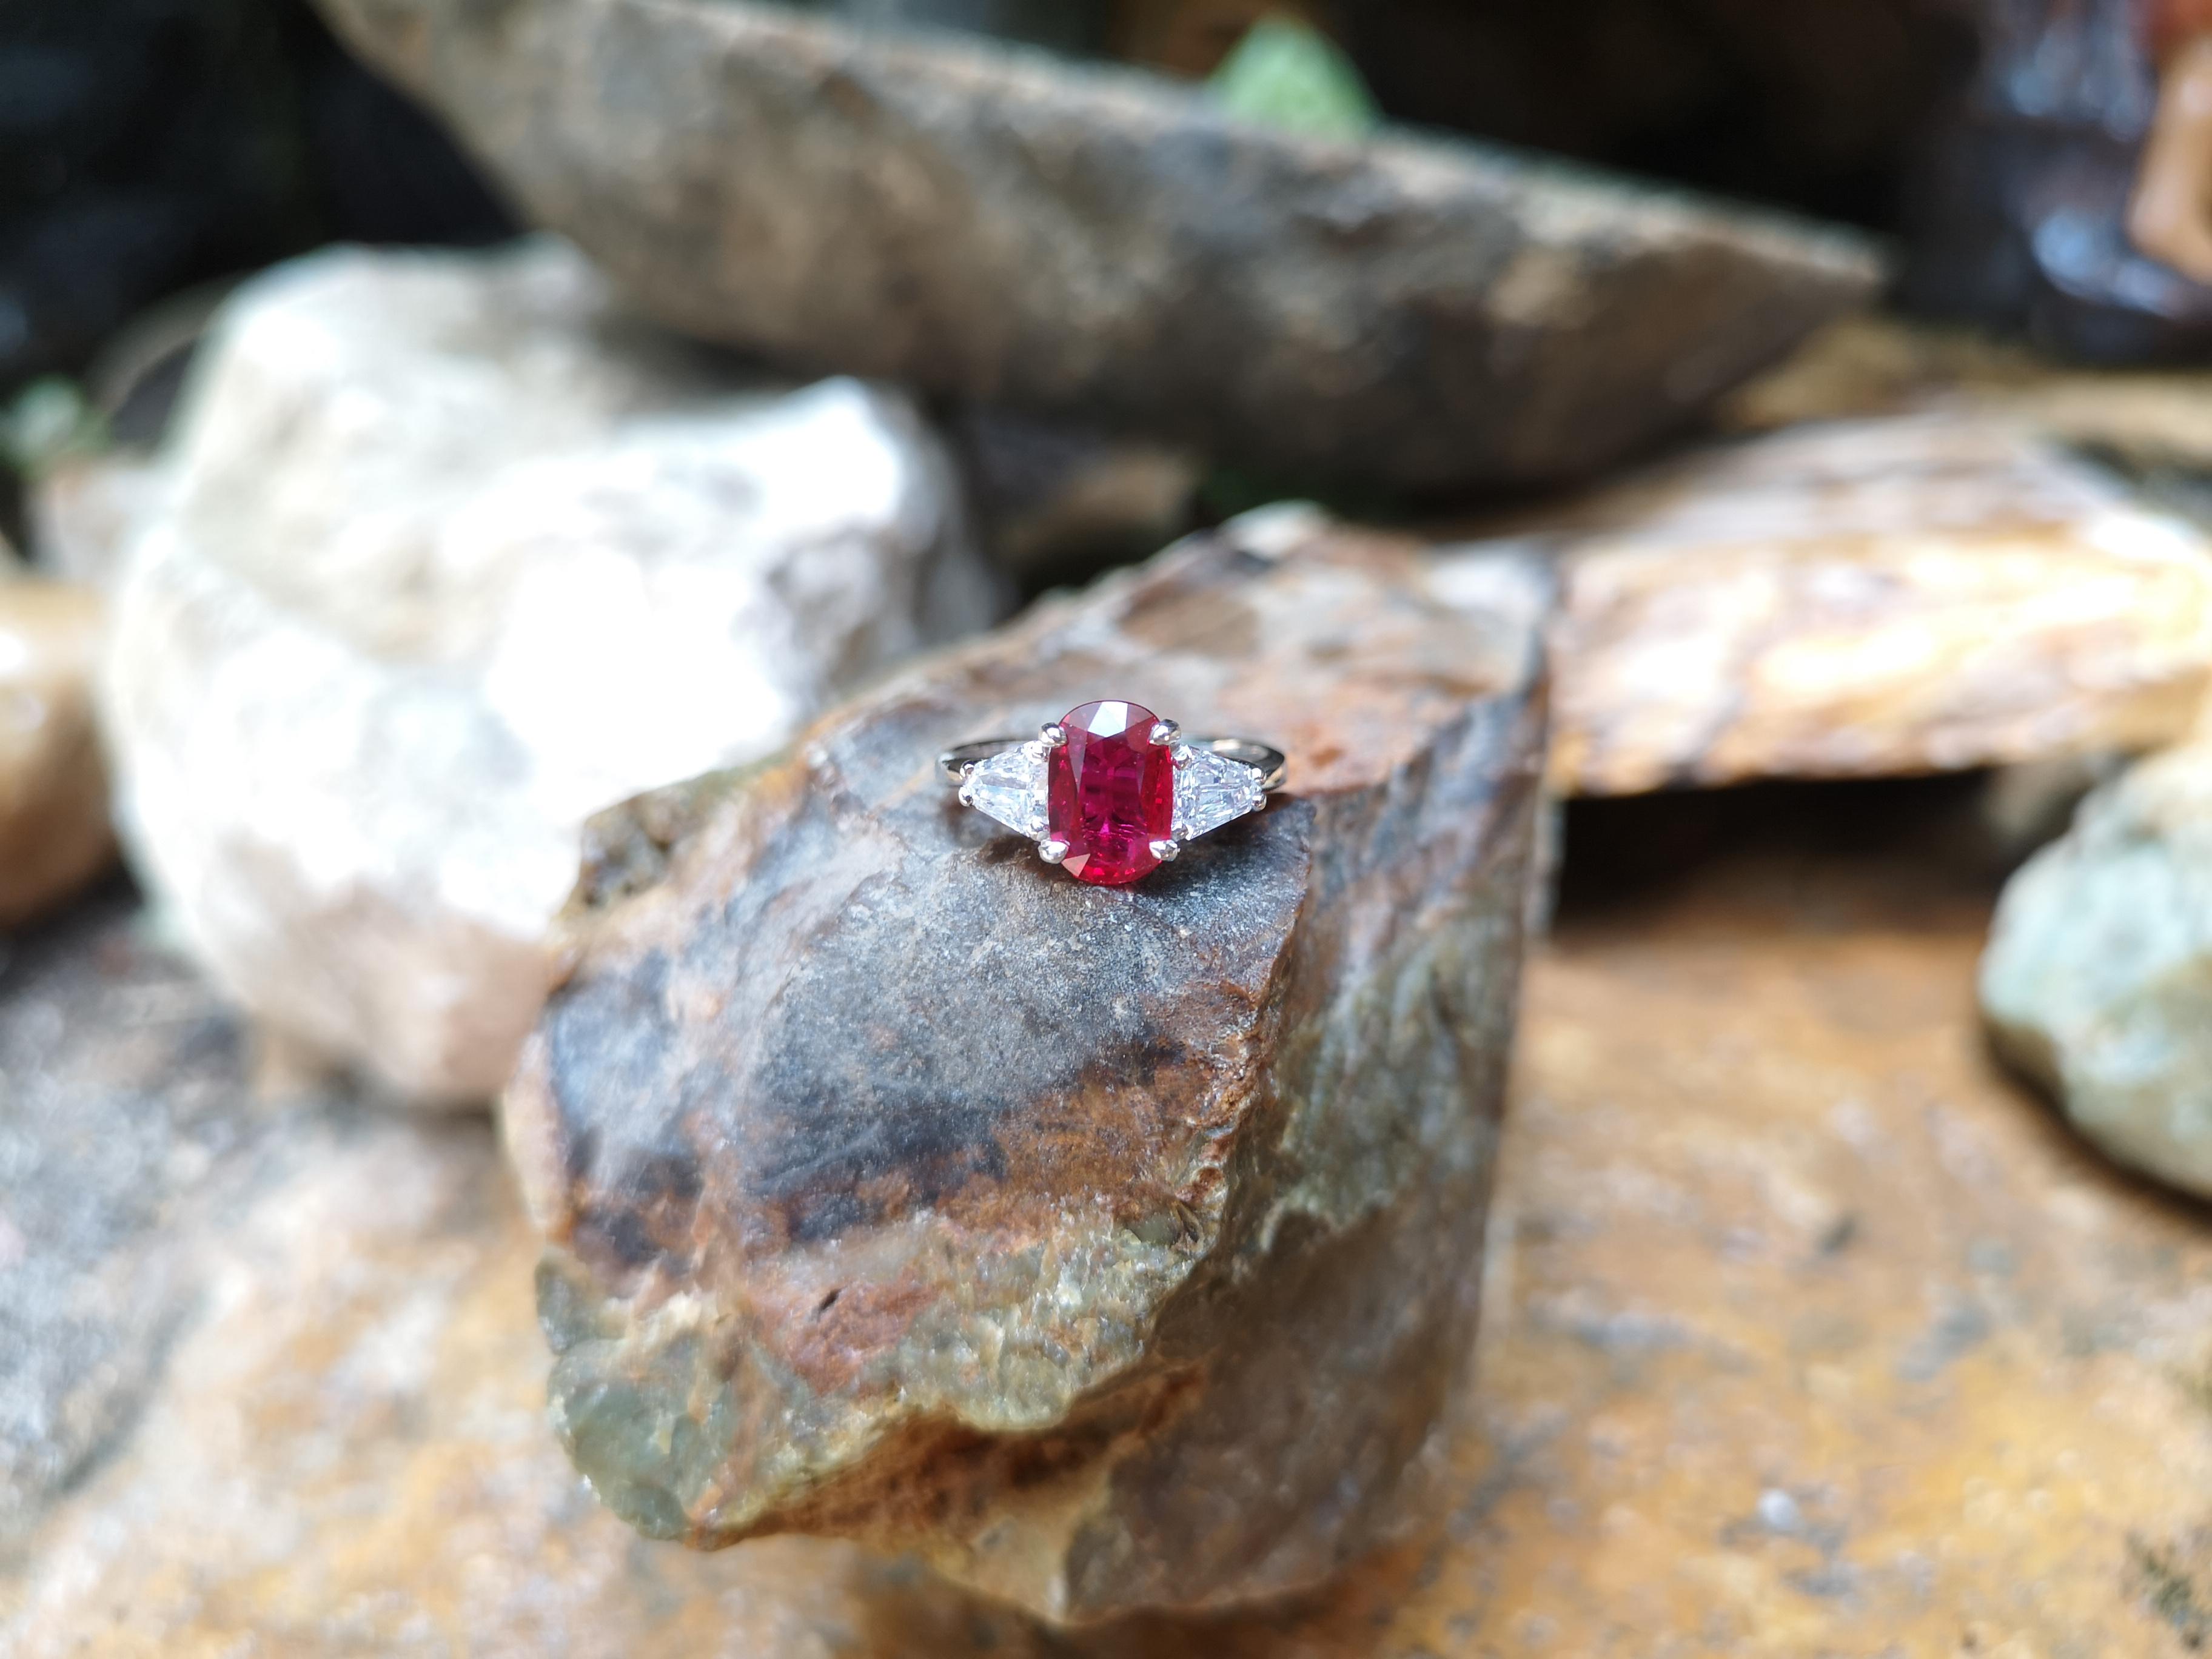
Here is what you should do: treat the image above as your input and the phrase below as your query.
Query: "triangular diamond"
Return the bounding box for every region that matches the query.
[959,742,1048,839]
[1173,745,1266,841]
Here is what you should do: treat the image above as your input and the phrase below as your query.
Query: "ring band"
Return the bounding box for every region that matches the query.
[937,736,1287,791]
[940,699,1285,886]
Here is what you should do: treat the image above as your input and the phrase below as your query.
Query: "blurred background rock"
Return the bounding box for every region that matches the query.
[16,0,2212,1649]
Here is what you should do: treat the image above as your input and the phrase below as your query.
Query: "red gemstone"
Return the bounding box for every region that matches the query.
[1047,700,1175,886]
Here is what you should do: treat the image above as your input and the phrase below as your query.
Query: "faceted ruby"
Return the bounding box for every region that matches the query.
[1047,699,1175,886]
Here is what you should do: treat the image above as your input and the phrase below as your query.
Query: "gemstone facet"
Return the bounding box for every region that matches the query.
[1172,744,1267,840]
[1047,700,1175,886]
[959,741,1050,839]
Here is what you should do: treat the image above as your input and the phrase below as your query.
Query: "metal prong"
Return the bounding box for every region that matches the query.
[957,784,974,806]
[1040,723,1068,748]
[1150,719,1179,746]
[1039,839,1070,865]
[1150,839,1181,863]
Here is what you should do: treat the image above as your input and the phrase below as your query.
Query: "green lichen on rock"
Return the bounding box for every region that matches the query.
[1209,16,1378,140]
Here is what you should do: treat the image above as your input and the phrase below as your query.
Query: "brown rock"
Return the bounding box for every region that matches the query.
[313,0,1881,496]
[1506,414,2212,794]
[0,579,115,928]
[502,515,1548,1621]
[12,800,2212,1654]
[1726,310,2212,475]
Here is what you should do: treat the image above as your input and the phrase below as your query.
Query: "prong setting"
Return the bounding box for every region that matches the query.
[947,703,1280,883]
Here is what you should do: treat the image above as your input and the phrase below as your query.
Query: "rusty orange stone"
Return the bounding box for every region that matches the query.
[1047,699,1175,885]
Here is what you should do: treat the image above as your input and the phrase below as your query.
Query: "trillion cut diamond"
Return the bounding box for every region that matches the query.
[1173,745,1266,840]
[959,742,1048,839]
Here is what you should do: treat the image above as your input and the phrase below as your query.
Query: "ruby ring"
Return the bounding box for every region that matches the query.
[940,699,1287,886]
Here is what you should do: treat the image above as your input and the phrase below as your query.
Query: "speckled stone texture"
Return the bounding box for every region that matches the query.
[15,796,2212,1654]
[501,515,1548,1622]
[1518,414,2212,795]
[314,0,1880,496]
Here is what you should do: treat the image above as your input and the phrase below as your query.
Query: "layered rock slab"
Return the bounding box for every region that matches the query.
[1502,414,2212,794]
[504,516,1547,1622]
[316,0,1880,495]
[101,237,994,1105]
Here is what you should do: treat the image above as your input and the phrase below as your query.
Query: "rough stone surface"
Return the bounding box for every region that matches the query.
[1495,414,2212,795]
[503,517,1549,1622]
[0,579,116,929]
[0,891,270,1546]
[315,0,1882,497]
[1727,311,2212,474]
[1982,728,2212,1199]
[13,811,2212,1653]
[101,237,996,1106]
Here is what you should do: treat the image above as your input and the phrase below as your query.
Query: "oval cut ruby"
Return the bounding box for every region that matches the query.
[1048,700,1175,886]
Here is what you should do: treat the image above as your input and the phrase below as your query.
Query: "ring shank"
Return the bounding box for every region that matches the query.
[938,735,1286,792]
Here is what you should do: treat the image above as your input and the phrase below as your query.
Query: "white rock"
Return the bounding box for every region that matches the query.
[102,239,997,1106]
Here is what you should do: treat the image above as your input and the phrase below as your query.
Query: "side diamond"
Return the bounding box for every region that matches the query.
[1172,745,1265,841]
[960,742,1049,839]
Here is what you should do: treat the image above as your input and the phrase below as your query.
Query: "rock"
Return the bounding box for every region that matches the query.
[953,407,1201,591]
[14,799,2212,1654]
[0,892,994,1654]
[1726,311,2212,477]
[1499,414,2212,795]
[101,238,997,1107]
[0,890,273,1546]
[315,0,1883,497]
[0,578,115,928]
[782,0,1111,53]
[1982,729,2212,1196]
[502,513,1547,1623]
[25,452,170,589]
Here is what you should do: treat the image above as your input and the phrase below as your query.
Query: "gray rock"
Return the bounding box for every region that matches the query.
[503,511,1547,1623]
[315,0,1883,495]
[0,892,273,1543]
[1982,733,2212,1197]
[101,238,998,1107]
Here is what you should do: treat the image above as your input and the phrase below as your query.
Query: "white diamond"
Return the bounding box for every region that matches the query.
[960,741,1048,839]
[1173,745,1265,841]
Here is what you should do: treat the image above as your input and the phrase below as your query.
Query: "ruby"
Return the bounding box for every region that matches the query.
[1047,699,1175,886]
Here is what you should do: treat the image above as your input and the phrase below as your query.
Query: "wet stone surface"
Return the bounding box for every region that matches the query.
[10,794,2212,1653]
[0,889,270,1545]
[504,514,1549,1621]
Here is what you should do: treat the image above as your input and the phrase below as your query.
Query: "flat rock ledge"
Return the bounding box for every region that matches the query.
[317,0,1880,495]
[503,514,1547,1623]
